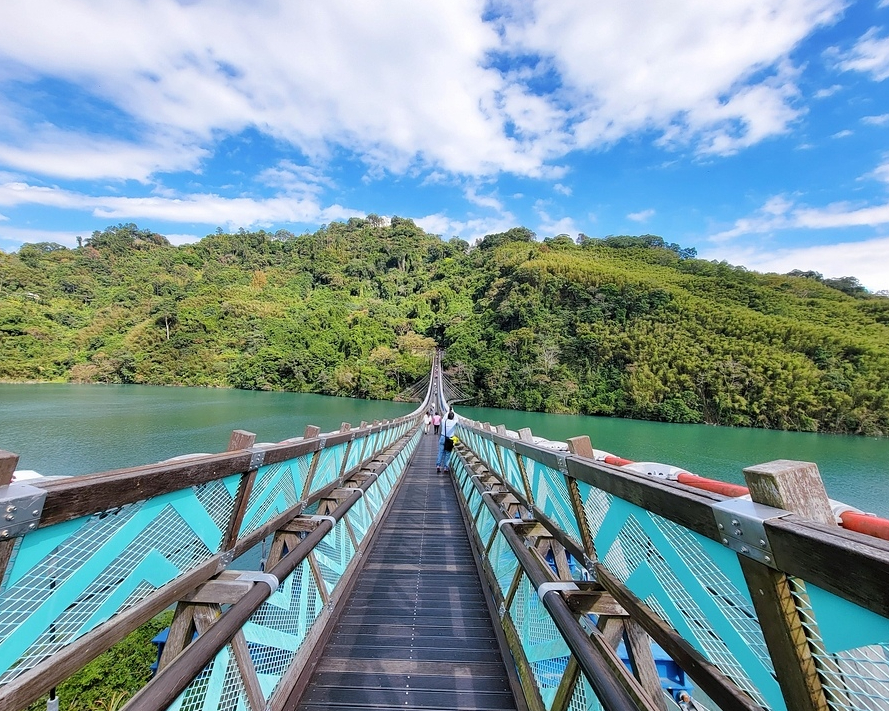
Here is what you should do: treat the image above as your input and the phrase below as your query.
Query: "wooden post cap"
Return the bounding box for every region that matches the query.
[303,425,321,439]
[227,430,256,452]
[567,436,594,458]
[743,459,835,526]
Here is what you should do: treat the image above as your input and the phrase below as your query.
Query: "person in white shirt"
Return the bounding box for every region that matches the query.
[436,409,459,471]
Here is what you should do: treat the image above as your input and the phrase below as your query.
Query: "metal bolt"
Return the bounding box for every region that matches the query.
[731,519,740,526]
[28,523,35,529]
[733,529,742,536]
[4,514,14,521]
[759,539,767,546]
[717,523,724,530]
[6,505,16,513]
[0,530,8,538]
[740,546,750,554]
[722,538,729,544]
[764,555,772,563]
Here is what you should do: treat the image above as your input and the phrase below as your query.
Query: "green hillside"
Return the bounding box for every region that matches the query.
[2,220,888,435]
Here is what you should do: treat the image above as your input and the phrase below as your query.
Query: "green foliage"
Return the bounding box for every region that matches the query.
[27,612,173,711]
[2,221,887,435]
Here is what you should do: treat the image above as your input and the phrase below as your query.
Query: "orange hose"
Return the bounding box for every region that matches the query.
[676,473,750,498]
[839,511,889,541]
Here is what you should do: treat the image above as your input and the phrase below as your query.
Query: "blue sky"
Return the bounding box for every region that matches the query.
[1,0,889,290]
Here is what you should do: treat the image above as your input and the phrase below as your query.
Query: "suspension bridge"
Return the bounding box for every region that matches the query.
[1,354,888,711]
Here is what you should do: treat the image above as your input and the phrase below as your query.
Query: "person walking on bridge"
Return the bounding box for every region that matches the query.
[432,411,442,435]
[423,411,432,434]
[436,408,459,472]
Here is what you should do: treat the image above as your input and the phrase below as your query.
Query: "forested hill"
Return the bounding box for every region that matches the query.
[2,220,888,436]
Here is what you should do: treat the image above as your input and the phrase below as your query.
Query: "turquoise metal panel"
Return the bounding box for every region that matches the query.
[583,485,780,710]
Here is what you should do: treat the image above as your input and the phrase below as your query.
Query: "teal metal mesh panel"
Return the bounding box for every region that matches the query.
[488,530,520,596]
[509,572,571,709]
[344,435,365,473]
[345,496,372,544]
[500,448,527,498]
[313,518,356,590]
[477,501,497,549]
[0,476,238,684]
[309,442,347,492]
[578,482,779,709]
[790,578,889,711]
[526,458,582,543]
[240,457,312,537]
[568,675,605,711]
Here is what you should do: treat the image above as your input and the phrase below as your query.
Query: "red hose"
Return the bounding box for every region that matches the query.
[604,455,635,466]
[839,511,889,541]
[676,473,750,498]
[599,454,889,542]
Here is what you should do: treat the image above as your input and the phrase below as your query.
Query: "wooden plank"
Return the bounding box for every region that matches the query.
[0,449,20,485]
[739,558,827,711]
[764,516,889,618]
[566,458,722,540]
[564,591,628,617]
[159,602,198,670]
[227,430,257,451]
[38,451,253,526]
[596,564,763,711]
[598,617,626,649]
[223,469,257,551]
[624,619,669,711]
[181,579,255,604]
[740,460,833,711]
[550,656,582,711]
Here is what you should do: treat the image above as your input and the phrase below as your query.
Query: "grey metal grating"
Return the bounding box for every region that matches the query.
[295,433,520,711]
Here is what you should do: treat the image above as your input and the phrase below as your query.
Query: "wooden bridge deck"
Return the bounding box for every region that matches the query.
[294,432,521,711]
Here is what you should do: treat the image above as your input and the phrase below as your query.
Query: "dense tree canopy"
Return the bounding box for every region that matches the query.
[2,221,887,435]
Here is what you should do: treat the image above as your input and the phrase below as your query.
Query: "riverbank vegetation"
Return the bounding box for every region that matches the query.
[2,220,888,435]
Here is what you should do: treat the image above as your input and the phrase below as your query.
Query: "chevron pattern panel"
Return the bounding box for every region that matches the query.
[168,426,422,711]
[0,475,241,684]
[575,480,780,710]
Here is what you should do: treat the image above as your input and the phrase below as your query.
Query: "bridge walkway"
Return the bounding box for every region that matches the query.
[294,431,521,711]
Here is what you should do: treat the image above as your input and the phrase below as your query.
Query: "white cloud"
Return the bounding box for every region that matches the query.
[553,183,572,196]
[0,181,362,229]
[702,236,889,291]
[814,84,843,98]
[863,114,889,125]
[832,129,854,138]
[0,225,85,248]
[505,0,841,156]
[628,209,655,222]
[0,0,848,185]
[835,27,889,81]
[414,212,518,243]
[463,185,504,211]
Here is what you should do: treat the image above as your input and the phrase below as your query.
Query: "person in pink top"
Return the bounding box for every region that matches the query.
[432,412,442,435]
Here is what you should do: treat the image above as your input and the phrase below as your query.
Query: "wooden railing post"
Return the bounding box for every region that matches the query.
[565,436,598,563]
[739,460,834,711]
[0,450,21,586]
[222,431,258,551]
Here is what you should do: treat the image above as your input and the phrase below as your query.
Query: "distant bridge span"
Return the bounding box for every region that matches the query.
[1,354,888,711]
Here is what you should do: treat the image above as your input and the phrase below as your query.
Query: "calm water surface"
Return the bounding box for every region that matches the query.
[1,383,886,517]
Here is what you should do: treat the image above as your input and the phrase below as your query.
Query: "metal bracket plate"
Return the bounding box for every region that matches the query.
[556,455,569,475]
[215,549,235,573]
[712,498,789,568]
[247,448,265,470]
[0,483,47,540]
